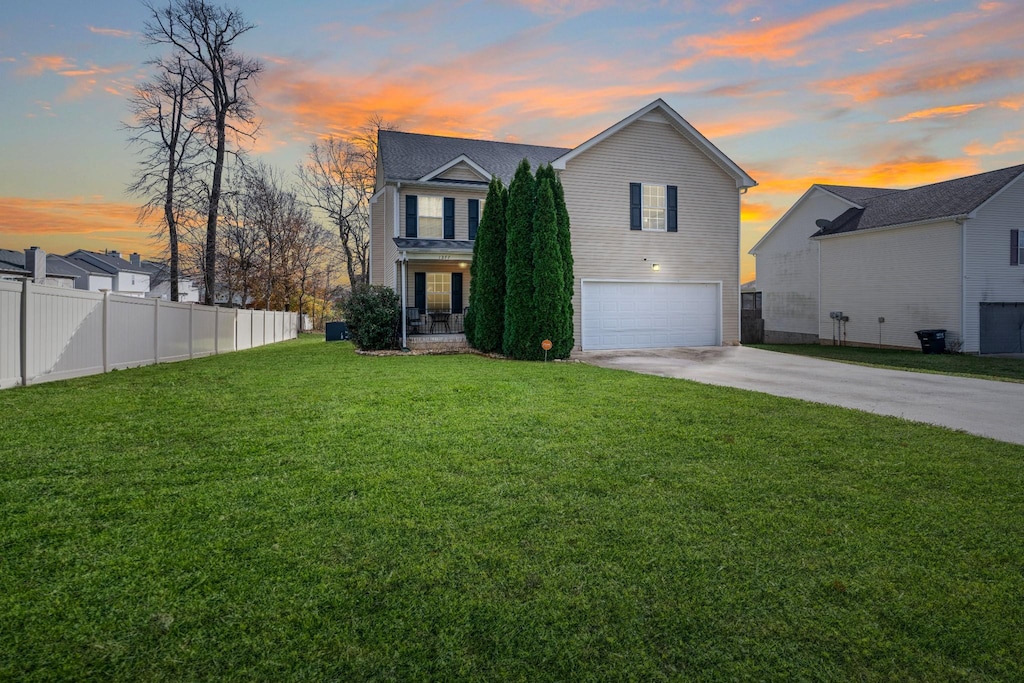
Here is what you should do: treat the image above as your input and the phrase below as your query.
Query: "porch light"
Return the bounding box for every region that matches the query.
[651,263,660,272]
[458,262,467,268]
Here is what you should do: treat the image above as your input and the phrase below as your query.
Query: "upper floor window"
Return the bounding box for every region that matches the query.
[642,184,666,231]
[630,183,678,232]
[418,196,444,238]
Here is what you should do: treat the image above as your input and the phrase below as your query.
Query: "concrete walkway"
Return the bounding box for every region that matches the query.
[576,346,1024,446]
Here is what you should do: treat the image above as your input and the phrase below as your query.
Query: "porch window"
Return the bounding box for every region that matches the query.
[426,272,450,311]
[418,197,443,238]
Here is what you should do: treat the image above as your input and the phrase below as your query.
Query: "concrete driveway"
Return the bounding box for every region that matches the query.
[576,346,1024,446]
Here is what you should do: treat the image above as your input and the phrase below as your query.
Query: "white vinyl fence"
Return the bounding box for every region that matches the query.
[0,280,299,389]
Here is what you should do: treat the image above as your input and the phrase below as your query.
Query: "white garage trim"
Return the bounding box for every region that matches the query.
[581,279,722,350]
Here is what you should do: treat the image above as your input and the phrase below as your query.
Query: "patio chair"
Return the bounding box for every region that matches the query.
[406,307,426,335]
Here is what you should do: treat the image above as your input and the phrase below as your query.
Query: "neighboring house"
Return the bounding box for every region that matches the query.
[142,260,201,302]
[750,164,1024,353]
[0,247,80,288]
[370,99,757,350]
[65,249,150,296]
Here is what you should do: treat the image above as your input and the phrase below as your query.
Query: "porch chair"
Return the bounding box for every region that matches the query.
[406,307,426,335]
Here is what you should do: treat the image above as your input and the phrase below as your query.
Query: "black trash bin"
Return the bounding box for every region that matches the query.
[325,321,349,342]
[914,329,946,354]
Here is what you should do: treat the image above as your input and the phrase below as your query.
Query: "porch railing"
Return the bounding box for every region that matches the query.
[406,310,466,335]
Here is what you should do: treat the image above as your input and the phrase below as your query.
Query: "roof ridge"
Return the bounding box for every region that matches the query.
[381,129,571,152]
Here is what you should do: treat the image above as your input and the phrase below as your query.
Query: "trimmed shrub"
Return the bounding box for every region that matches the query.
[531,177,564,360]
[466,177,508,354]
[503,159,537,359]
[553,173,574,357]
[340,283,399,351]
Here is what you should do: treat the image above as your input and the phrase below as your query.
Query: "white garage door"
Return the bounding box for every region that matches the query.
[582,281,720,350]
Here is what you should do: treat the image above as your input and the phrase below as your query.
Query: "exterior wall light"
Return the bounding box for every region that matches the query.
[651,263,660,272]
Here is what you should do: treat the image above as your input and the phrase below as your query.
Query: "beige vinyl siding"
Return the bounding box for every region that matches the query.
[399,186,487,241]
[559,117,741,347]
[436,162,487,183]
[402,261,472,312]
[370,192,387,285]
[754,191,852,342]
[818,221,962,349]
[963,175,1024,353]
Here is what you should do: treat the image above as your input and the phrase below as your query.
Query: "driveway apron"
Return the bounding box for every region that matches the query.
[577,346,1024,446]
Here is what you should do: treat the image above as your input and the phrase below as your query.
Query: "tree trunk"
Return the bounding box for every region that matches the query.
[205,110,227,306]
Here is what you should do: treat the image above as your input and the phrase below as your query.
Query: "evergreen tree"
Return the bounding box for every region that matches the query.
[531,177,563,360]
[552,172,574,358]
[466,177,507,353]
[503,159,537,358]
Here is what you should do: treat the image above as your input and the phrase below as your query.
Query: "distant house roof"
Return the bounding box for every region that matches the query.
[813,164,1024,237]
[379,131,570,186]
[65,250,148,275]
[45,254,90,278]
[0,249,30,275]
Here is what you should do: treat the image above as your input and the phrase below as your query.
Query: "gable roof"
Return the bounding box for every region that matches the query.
[813,163,1024,237]
[379,130,569,186]
[0,249,30,275]
[66,250,148,275]
[551,99,756,189]
[816,185,896,203]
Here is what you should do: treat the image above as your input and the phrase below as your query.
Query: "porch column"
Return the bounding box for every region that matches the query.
[400,253,408,349]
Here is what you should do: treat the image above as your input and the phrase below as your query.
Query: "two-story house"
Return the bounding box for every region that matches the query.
[65,250,150,297]
[750,164,1024,353]
[370,99,757,351]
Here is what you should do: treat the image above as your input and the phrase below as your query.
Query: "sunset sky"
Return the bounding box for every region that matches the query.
[2,0,1022,282]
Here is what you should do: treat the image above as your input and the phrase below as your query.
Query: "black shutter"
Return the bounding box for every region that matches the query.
[406,195,418,238]
[667,185,678,232]
[629,183,641,230]
[414,272,426,313]
[451,272,463,313]
[468,199,479,240]
[1012,229,1020,266]
[443,197,455,239]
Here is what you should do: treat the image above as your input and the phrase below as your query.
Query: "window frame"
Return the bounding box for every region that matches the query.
[426,272,451,312]
[642,183,667,232]
[417,196,444,239]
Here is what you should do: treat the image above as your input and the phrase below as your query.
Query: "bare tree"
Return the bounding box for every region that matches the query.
[144,0,262,305]
[297,116,394,288]
[125,53,206,301]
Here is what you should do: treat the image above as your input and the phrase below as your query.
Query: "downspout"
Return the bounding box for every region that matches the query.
[817,238,821,345]
[737,188,745,345]
[394,182,401,239]
[960,217,967,352]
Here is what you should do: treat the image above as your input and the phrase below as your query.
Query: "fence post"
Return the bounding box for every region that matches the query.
[20,280,30,386]
[189,302,194,359]
[102,290,111,373]
[153,297,160,364]
[214,305,220,354]
[233,308,238,351]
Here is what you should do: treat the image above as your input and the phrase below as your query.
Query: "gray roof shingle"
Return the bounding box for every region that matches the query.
[379,130,570,186]
[393,238,474,252]
[814,164,1024,236]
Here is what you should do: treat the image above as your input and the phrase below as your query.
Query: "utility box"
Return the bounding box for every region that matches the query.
[325,321,349,342]
[914,329,946,354]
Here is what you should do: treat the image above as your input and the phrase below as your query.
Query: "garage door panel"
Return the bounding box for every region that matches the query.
[582,281,720,350]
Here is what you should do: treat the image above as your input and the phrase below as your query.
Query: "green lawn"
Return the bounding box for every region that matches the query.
[1,336,1021,681]
[754,343,1024,383]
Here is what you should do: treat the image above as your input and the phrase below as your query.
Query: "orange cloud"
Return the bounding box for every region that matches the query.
[998,95,1024,111]
[750,157,982,197]
[87,26,134,38]
[964,132,1024,157]
[889,103,985,123]
[815,60,1022,102]
[675,1,899,68]
[0,197,160,257]
[17,54,76,76]
[740,201,780,223]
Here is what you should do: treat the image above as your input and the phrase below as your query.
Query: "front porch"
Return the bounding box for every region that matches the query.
[405,332,469,352]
